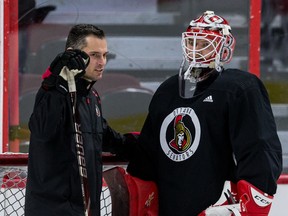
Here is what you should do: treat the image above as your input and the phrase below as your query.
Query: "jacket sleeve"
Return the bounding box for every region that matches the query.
[101,118,138,158]
[28,89,72,182]
[29,90,67,143]
[229,79,282,195]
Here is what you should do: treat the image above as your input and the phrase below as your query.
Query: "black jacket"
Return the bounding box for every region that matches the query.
[127,69,283,216]
[25,77,125,216]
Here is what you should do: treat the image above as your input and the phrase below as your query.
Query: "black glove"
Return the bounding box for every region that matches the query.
[49,49,90,80]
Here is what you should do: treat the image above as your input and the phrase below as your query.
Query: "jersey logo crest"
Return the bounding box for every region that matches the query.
[169,115,192,152]
[160,107,201,162]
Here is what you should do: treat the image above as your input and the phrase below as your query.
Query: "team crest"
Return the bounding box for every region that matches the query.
[160,107,201,162]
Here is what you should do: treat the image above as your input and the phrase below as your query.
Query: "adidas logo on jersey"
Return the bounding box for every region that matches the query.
[203,95,213,102]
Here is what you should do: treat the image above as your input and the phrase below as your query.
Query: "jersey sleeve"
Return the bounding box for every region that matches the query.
[126,112,158,181]
[228,78,282,195]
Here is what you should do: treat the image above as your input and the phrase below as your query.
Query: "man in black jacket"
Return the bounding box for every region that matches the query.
[25,24,131,216]
[127,11,283,216]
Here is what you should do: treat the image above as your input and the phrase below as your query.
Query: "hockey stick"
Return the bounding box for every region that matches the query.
[66,67,91,216]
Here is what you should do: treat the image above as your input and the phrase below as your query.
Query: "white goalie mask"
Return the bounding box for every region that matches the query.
[179,11,236,98]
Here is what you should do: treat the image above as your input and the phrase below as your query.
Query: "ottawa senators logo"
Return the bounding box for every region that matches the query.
[169,115,192,152]
[160,107,201,162]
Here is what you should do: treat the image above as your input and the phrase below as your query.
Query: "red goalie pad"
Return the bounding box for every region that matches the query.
[103,166,158,216]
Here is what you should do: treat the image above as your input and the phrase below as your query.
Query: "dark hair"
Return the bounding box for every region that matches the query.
[65,24,105,49]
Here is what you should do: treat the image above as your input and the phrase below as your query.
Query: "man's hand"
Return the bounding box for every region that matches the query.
[198,180,274,216]
[50,49,90,80]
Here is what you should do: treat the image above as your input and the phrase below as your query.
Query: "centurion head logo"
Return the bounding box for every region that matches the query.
[169,115,192,152]
[160,107,201,162]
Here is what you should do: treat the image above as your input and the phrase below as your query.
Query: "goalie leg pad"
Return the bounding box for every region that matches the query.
[103,167,158,216]
[124,171,158,216]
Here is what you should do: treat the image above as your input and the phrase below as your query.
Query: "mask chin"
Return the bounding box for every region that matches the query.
[178,60,217,99]
[178,60,197,99]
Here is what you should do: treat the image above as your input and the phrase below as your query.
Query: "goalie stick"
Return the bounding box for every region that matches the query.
[66,67,91,216]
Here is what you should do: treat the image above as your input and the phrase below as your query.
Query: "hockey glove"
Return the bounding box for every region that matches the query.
[198,181,240,216]
[49,49,90,81]
[237,180,273,216]
[198,180,274,216]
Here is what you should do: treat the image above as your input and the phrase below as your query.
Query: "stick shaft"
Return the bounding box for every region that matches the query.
[66,69,91,216]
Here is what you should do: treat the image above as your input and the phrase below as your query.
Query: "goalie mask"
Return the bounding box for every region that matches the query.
[179,11,235,98]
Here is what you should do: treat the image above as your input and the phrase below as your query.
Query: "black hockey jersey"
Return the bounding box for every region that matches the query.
[127,69,282,216]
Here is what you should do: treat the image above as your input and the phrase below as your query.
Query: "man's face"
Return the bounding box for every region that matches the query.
[185,38,215,63]
[82,35,108,81]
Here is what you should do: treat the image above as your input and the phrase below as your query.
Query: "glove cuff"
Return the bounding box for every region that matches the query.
[237,180,273,216]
